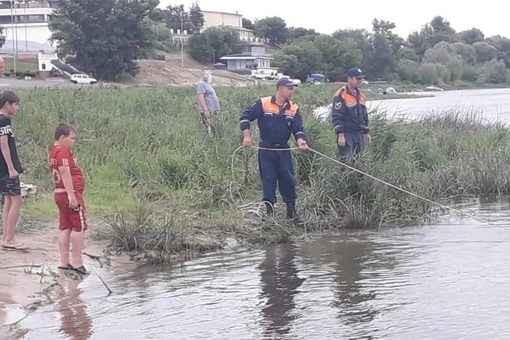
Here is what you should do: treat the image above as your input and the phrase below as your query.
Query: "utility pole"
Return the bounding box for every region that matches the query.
[10,0,16,73]
[180,14,184,68]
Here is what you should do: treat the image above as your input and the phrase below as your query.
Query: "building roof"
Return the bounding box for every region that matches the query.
[219,54,274,60]
[201,10,243,17]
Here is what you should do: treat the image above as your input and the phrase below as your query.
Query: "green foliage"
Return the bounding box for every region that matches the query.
[162,2,204,34]
[188,27,243,63]
[49,0,157,80]
[254,17,289,45]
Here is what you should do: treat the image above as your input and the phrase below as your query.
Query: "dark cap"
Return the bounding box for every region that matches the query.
[346,67,365,79]
[276,78,298,88]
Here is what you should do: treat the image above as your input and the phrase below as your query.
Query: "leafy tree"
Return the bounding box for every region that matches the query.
[472,41,498,63]
[163,2,203,34]
[478,59,507,83]
[254,17,288,45]
[422,42,462,81]
[188,27,243,63]
[242,18,255,30]
[188,34,212,63]
[288,27,318,41]
[311,35,362,81]
[49,0,157,80]
[396,59,421,83]
[452,42,476,65]
[456,28,485,44]
[279,39,323,80]
[366,19,403,77]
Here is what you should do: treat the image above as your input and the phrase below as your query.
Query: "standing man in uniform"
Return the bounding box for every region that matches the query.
[331,67,371,164]
[197,67,220,134]
[239,78,308,223]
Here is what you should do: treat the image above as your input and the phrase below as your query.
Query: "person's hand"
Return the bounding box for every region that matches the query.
[363,133,372,145]
[8,168,18,179]
[243,136,252,148]
[337,133,346,147]
[67,195,78,210]
[203,110,210,118]
[297,139,308,150]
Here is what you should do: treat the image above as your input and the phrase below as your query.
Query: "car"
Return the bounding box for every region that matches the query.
[70,74,97,85]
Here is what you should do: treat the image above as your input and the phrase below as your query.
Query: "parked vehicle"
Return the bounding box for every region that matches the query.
[306,73,326,84]
[70,74,97,85]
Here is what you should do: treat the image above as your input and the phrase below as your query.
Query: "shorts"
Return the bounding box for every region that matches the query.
[54,192,88,232]
[0,176,21,196]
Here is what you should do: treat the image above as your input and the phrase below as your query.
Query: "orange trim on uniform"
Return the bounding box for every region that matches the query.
[334,87,366,106]
[260,96,299,116]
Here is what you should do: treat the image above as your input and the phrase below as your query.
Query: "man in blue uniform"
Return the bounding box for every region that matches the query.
[239,78,308,223]
[331,67,371,164]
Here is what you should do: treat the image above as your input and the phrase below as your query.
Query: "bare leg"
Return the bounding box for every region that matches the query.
[2,195,22,246]
[58,229,72,267]
[2,195,12,242]
[70,229,85,268]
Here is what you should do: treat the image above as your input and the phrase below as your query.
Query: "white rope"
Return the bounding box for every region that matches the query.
[231,144,509,229]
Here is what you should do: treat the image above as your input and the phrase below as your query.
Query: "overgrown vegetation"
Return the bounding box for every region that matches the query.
[15,85,510,262]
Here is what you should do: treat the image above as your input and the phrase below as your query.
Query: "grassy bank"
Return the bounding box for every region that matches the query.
[13,85,510,263]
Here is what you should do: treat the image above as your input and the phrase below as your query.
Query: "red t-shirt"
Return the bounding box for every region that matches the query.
[49,145,85,192]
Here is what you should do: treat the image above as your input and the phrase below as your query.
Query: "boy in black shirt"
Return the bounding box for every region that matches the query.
[0,90,25,250]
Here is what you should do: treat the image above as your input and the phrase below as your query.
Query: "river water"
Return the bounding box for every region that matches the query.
[5,89,510,339]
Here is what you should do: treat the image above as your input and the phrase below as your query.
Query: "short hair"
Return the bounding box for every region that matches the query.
[0,90,19,109]
[54,123,77,141]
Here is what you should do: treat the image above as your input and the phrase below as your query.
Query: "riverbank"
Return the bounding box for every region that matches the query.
[0,218,136,334]
[8,85,510,265]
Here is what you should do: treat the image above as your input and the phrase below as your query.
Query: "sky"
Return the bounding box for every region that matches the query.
[158,0,510,39]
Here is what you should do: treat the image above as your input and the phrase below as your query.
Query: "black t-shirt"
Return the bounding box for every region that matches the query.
[0,114,23,178]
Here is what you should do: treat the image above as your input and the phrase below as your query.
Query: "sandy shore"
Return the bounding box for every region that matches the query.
[0,219,130,335]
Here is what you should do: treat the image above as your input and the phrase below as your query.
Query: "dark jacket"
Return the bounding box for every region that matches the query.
[239,96,306,146]
[331,86,369,134]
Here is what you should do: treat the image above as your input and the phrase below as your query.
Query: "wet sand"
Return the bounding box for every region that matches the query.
[0,220,126,335]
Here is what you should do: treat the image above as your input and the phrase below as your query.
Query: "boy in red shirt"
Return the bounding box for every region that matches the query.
[49,123,87,274]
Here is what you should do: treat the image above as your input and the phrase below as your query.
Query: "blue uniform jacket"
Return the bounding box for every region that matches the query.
[239,96,306,146]
[331,86,369,134]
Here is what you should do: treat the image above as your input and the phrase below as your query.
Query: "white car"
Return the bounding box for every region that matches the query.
[70,74,97,85]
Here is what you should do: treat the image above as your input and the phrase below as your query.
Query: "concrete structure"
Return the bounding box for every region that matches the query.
[201,10,254,42]
[219,43,273,74]
[0,0,57,49]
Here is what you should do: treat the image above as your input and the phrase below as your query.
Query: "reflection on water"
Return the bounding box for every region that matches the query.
[12,197,510,339]
[259,244,304,338]
[57,276,93,340]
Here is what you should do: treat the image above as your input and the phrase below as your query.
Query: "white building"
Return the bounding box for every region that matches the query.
[201,10,254,42]
[0,0,57,50]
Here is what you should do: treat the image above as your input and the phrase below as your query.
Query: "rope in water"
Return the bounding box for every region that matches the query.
[231,144,507,228]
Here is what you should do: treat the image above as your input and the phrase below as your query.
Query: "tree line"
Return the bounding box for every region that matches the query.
[42,0,510,84]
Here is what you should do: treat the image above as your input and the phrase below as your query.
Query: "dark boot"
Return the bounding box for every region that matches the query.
[265,201,274,217]
[286,202,303,226]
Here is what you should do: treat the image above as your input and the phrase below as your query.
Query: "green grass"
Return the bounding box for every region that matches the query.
[10,84,510,262]
[3,59,38,74]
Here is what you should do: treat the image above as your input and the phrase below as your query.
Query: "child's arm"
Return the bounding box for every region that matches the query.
[0,135,17,178]
[58,165,78,208]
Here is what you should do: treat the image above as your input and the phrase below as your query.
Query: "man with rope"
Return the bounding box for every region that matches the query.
[239,78,308,224]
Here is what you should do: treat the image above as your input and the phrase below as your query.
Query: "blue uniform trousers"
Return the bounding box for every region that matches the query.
[258,147,296,205]
[338,131,366,164]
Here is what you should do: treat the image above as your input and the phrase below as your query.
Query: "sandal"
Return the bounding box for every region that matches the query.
[57,264,71,270]
[69,265,88,275]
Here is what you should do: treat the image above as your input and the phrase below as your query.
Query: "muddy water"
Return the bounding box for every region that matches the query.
[5,197,510,339]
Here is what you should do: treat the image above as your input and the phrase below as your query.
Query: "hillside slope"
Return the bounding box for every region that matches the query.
[123,52,255,86]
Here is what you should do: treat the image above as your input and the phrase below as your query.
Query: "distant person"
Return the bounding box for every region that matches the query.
[0,90,25,250]
[0,57,4,77]
[331,67,371,164]
[239,78,308,224]
[196,68,220,134]
[49,123,88,274]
